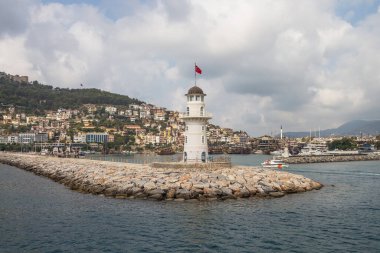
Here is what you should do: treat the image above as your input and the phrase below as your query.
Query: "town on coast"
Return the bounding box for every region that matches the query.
[1,71,379,160]
[1,70,379,202]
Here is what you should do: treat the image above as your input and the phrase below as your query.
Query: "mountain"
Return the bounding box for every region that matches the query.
[284,120,380,138]
[0,75,142,114]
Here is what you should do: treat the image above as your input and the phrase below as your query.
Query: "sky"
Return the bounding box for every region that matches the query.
[1,0,380,136]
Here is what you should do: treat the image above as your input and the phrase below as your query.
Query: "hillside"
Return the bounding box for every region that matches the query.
[0,76,141,115]
[284,120,380,137]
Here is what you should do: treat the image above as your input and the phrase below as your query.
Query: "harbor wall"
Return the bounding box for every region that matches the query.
[283,154,380,164]
[0,152,322,201]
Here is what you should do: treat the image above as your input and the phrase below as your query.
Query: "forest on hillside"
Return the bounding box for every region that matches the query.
[0,77,142,114]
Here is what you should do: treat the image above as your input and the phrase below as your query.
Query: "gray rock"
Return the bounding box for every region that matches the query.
[134,180,147,188]
[221,187,233,196]
[269,192,285,198]
[166,189,176,198]
[143,181,157,191]
[147,188,165,196]
[176,188,191,200]
[229,182,243,192]
[131,187,142,194]
[261,185,275,193]
[148,194,164,200]
[193,183,209,189]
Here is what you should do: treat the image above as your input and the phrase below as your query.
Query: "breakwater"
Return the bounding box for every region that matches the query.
[283,153,380,164]
[0,153,322,200]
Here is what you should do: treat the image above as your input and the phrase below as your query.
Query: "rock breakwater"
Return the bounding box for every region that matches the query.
[283,153,380,164]
[0,153,322,201]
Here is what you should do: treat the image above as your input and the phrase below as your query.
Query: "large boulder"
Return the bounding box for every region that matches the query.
[166,188,176,199]
[143,181,157,191]
[176,188,191,200]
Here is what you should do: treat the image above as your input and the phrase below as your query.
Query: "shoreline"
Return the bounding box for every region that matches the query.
[0,152,322,201]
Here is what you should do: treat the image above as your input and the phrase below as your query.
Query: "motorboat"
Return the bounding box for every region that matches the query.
[40,149,49,156]
[261,159,289,168]
[298,139,328,156]
[270,150,283,156]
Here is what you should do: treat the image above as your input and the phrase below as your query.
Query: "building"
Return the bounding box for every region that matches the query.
[11,74,29,83]
[73,134,86,143]
[19,133,36,143]
[257,135,278,152]
[8,135,19,143]
[85,133,108,143]
[0,136,7,144]
[152,107,166,121]
[105,106,117,114]
[35,133,48,143]
[180,86,212,163]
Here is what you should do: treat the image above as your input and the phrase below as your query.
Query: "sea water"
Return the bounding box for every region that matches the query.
[0,155,379,252]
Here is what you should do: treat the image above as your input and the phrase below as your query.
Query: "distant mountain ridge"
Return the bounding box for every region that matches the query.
[284,120,380,137]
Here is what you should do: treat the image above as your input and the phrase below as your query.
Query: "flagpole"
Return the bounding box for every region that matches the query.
[194,62,196,86]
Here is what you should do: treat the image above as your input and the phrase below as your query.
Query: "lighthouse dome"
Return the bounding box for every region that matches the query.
[187,86,204,95]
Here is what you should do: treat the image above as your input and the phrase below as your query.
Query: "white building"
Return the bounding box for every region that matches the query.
[180,86,212,163]
[73,134,86,143]
[105,106,117,114]
[8,135,19,143]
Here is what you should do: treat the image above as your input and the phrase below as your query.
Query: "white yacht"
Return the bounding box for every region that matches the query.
[298,139,328,156]
[261,159,289,168]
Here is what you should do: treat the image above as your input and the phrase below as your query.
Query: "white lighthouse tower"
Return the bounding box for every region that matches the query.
[181,85,211,163]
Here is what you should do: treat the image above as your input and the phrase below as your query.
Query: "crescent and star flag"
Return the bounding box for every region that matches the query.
[195,65,202,74]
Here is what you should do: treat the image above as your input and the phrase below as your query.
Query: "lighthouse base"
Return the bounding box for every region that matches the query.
[151,161,232,169]
[183,150,208,163]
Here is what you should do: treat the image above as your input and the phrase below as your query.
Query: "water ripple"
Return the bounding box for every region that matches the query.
[1,160,380,252]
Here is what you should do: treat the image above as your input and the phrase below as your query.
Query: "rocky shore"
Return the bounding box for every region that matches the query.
[283,153,380,164]
[0,153,322,201]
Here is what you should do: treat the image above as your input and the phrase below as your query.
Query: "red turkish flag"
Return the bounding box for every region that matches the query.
[195,65,202,74]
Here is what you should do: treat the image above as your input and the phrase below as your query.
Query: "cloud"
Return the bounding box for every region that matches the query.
[1,0,380,136]
[0,0,36,36]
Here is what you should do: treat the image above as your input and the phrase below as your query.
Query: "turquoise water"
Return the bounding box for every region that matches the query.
[1,155,379,252]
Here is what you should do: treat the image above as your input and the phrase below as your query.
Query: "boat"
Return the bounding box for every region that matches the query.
[227,146,252,154]
[261,159,289,169]
[156,148,175,155]
[40,149,49,156]
[208,146,224,154]
[270,150,283,156]
[298,139,328,156]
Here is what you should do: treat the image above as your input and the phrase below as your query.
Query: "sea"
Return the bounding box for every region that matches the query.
[0,154,379,252]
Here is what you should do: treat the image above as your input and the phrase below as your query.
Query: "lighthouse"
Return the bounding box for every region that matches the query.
[181,85,211,163]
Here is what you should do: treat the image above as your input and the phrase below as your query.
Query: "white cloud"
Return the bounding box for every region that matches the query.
[0,0,380,135]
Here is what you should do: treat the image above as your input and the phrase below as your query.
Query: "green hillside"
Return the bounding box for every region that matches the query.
[0,76,141,114]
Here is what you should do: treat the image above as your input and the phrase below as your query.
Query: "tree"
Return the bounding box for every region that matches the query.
[328,137,357,150]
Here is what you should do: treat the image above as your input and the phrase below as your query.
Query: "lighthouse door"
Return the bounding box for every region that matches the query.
[201,152,206,162]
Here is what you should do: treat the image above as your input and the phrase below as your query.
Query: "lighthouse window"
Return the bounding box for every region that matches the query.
[196,95,200,101]
[202,136,205,144]
[190,96,194,101]
[185,136,188,143]
[200,107,204,116]
[201,96,204,102]
[186,107,189,116]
